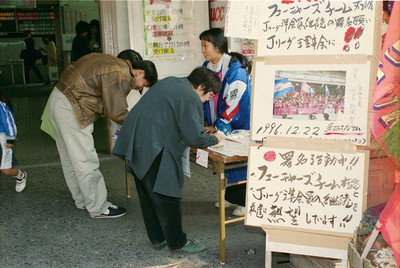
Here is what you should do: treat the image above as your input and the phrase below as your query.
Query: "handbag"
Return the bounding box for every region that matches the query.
[42,55,48,65]
[20,49,28,59]
[48,66,58,82]
[35,50,43,60]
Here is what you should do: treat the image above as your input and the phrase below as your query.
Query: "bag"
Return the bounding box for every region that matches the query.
[42,55,48,65]
[48,66,58,82]
[35,50,43,60]
[20,49,28,59]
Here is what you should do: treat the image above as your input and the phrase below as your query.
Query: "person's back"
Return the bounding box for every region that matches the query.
[70,21,92,62]
[117,76,213,197]
[56,53,140,128]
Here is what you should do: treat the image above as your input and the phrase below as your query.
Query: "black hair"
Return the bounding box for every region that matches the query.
[75,21,90,35]
[88,19,101,44]
[24,30,31,38]
[117,49,143,65]
[199,28,252,75]
[383,1,392,16]
[0,90,12,112]
[42,35,51,43]
[187,67,221,94]
[130,60,158,87]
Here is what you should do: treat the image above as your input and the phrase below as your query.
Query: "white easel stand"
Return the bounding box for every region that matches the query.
[265,233,348,268]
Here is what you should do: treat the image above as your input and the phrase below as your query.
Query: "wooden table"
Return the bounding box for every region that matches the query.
[189,148,248,264]
[125,148,248,264]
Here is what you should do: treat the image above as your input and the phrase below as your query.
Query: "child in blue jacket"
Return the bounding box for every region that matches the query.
[0,90,27,192]
[200,28,252,217]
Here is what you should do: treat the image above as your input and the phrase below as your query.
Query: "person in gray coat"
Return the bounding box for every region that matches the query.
[113,67,222,254]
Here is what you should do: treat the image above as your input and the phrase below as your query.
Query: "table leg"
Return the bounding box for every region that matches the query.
[125,159,131,198]
[217,161,226,264]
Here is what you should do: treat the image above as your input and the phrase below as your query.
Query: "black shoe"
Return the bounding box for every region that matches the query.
[91,203,127,218]
[43,81,51,85]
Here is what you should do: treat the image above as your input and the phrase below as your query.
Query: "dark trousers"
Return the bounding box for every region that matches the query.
[226,183,246,206]
[130,152,187,250]
[24,60,44,83]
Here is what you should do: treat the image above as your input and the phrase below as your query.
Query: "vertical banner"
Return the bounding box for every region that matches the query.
[142,0,197,63]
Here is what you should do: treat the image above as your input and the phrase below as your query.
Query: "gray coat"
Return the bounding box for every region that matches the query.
[113,76,217,198]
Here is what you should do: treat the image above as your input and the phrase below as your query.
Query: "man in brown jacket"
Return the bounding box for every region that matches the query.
[48,50,158,218]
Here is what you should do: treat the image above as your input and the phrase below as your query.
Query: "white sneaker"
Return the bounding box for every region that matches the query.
[232,205,246,216]
[15,171,27,193]
[214,200,237,208]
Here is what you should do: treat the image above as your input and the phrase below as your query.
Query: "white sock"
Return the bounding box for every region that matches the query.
[14,170,25,180]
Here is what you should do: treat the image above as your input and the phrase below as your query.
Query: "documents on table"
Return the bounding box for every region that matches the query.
[208,130,250,157]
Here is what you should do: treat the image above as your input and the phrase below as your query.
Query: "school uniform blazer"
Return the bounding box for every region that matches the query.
[113,77,218,198]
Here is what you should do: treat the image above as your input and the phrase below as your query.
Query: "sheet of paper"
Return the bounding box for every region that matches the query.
[181,146,190,177]
[196,149,209,168]
[208,130,250,157]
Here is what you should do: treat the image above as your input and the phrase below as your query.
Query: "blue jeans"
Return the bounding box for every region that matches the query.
[130,152,187,250]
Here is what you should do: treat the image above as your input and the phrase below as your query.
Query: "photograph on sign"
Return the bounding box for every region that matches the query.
[225,0,376,56]
[251,60,370,146]
[273,70,345,122]
[246,144,367,235]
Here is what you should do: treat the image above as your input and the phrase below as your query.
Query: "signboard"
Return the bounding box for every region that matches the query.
[142,0,198,63]
[246,137,369,249]
[251,56,371,146]
[17,9,54,32]
[0,0,36,9]
[225,0,376,56]
[0,10,16,32]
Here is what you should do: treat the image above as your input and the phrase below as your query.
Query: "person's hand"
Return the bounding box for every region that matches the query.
[212,133,223,144]
[6,143,13,148]
[205,126,217,134]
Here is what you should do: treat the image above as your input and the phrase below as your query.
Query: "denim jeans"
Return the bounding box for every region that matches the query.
[130,152,187,250]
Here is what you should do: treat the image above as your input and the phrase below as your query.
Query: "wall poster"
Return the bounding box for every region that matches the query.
[142,0,198,63]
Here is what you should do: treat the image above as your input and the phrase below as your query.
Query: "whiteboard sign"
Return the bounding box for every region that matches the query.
[251,59,370,146]
[225,0,376,56]
[246,141,367,235]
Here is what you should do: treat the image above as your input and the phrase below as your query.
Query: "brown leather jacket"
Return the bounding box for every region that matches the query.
[55,53,135,129]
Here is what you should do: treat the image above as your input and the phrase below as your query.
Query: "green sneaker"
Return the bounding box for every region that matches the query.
[154,240,168,250]
[171,240,207,254]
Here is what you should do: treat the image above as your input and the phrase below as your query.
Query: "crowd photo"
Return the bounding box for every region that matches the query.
[273,70,346,121]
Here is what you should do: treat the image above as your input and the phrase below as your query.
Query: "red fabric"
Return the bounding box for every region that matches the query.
[376,183,400,267]
[371,1,400,171]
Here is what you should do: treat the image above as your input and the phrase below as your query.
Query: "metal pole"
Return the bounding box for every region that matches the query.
[10,60,15,89]
[21,59,26,90]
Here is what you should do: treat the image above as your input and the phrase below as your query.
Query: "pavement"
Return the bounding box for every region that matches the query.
[0,83,292,268]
